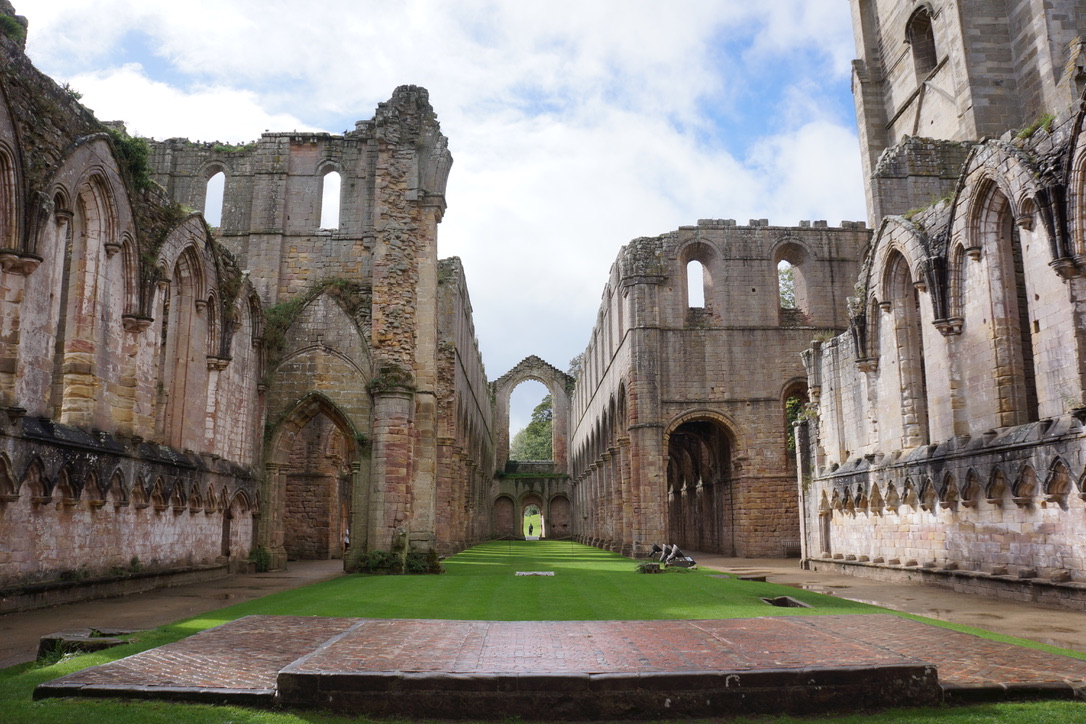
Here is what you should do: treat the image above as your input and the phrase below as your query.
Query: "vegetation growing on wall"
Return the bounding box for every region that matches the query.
[1016,112,1055,139]
[0,14,25,44]
[105,127,154,192]
[367,362,416,393]
[261,278,372,368]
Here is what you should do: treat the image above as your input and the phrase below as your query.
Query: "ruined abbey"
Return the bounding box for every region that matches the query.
[3,0,1086,611]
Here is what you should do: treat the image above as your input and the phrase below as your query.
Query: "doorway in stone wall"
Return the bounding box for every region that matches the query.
[283,413,352,559]
[523,503,542,539]
[522,494,544,539]
[665,417,733,555]
[268,396,360,563]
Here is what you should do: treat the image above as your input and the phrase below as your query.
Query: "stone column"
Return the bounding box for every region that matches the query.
[368,389,414,551]
[346,458,370,571]
[260,463,287,570]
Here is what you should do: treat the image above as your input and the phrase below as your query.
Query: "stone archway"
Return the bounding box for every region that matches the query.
[521,493,544,538]
[263,394,361,568]
[548,494,572,539]
[492,356,574,474]
[665,417,734,555]
[493,495,515,538]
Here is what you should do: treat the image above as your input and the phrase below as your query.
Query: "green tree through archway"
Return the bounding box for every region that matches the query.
[510,394,553,460]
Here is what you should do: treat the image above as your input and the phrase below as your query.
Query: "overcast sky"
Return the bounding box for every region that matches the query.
[21,0,867,434]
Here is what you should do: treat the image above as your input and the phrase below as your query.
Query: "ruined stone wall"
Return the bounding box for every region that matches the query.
[851,0,1086,223]
[570,219,869,558]
[0,14,261,589]
[802,104,1086,585]
[0,418,255,586]
[148,132,378,306]
[435,257,494,553]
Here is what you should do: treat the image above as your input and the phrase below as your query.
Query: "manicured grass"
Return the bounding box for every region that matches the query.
[2,541,1084,723]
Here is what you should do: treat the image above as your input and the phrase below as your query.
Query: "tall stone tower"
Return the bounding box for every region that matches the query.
[851,0,1086,222]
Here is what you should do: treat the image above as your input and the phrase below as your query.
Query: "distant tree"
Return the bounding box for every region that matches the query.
[778,261,796,309]
[510,394,553,460]
[567,354,584,379]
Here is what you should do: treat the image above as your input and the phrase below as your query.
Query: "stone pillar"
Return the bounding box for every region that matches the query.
[629,423,666,548]
[368,389,414,551]
[261,463,287,570]
[346,458,370,571]
[618,437,634,556]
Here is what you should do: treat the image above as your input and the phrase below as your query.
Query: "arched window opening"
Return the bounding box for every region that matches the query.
[886,251,929,446]
[1004,208,1039,422]
[319,170,341,230]
[509,379,552,461]
[778,260,796,309]
[775,242,810,325]
[907,7,938,80]
[980,185,1039,424]
[204,171,225,227]
[686,260,707,308]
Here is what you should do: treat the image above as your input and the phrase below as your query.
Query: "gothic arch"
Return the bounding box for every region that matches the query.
[970,178,1040,425]
[263,392,362,564]
[492,356,574,471]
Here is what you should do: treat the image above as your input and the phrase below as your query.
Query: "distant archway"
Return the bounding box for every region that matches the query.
[549,494,572,539]
[493,495,515,537]
[521,493,544,538]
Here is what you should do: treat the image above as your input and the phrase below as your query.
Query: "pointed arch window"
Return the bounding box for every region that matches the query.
[204,171,225,227]
[0,145,16,249]
[319,170,341,230]
[906,7,938,81]
[975,183,1039,425]
[886,250,930,446]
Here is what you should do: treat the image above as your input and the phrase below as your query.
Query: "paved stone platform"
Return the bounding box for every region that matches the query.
[35,614,1086,719]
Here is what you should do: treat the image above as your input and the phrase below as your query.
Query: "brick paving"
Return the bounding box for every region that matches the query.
[36,613,1086,711]
[36,616,357,701]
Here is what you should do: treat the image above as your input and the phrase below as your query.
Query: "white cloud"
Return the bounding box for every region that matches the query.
[19,0,867,424]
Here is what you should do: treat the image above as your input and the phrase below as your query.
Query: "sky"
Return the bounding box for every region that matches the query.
[20,0,868,434]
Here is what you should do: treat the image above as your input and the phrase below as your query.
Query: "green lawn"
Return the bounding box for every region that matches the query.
[3,541,1084,723]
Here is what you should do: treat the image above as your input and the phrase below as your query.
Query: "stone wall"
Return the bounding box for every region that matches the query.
[0,14,260,589]
[801,104,1086,586]
[435,257,495,553]
[570,219,869,557]
[850,0,1086,223]
[0,5,476,593]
